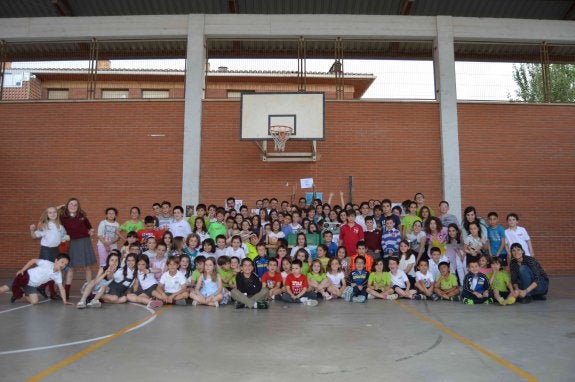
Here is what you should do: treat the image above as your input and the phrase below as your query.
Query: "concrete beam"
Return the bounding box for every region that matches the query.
[434,16,462,222]
[1,15,573,44]
[181,15,205,209]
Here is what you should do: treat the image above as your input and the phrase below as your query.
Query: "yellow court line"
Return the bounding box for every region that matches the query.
[27,305,172,382]
[394,301,538,382]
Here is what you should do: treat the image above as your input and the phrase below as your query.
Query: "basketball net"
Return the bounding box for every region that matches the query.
[269,125,293,152]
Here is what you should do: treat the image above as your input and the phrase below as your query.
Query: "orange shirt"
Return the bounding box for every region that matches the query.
[350,253,374,273]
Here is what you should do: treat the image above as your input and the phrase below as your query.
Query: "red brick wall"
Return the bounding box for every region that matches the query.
[0,101,183,269]
[0,100,572,276]
[458,103,575,275]
[200,100,443,213]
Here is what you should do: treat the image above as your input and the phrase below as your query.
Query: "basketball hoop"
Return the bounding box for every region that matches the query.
[269,125,293,152]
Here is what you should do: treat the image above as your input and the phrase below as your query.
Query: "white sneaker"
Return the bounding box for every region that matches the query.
[386,293,398,300]
[304,299,318,307]
[76,301,86,309]
[323,292,333,301]
[367,294,375,300]
[299,297,309,303]
[87,300,101,308]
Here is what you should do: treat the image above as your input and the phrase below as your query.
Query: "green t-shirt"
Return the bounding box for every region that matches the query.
[307,273,326,283]
[401,215,422,234]
[301,262,309,276]
[218,268,234,288]
[120,220,144,233]
[436,273,458,291]
[191,269,201,283]
[318,257,330,271]
[487,270,510,292]
[245,242,258,261]
[187,216,210,230]
[368,272,392,290]
[208,221,227,240]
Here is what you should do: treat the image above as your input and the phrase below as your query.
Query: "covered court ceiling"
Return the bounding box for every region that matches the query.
[0,0,574,20]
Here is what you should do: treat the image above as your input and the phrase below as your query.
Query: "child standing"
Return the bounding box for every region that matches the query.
[486,212,508,266]
[30,206,67,262]
[96,207,121,267]
[398,240,416,285]
[434,261,461,301]
[461,258,492,305]
[281,259,318,306]
[464,222,487,265]
[338,210,364,257]
[190,257,223,307]
[363,216,382,261]
[445,223,465,282]
[231,258,269,309]
[150,242,168,283]
[366,258,397,300]
[343,255,369,303]
[381,217,401,259]
[418,217,447,264]
[400,201,422,237]
[505,213,535,258]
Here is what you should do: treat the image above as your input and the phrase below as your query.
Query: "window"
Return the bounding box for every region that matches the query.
[142,89,170,99]
[47,89,69,100]
[101,89,129,99]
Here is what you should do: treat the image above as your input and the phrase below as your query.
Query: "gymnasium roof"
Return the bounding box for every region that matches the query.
[0,0,574,20]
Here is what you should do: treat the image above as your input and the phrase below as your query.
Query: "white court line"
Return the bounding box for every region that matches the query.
[0,303,156,356]
[0,299,50,314]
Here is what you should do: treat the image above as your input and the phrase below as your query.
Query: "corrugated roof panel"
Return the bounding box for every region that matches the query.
[68,0,228,16]
[237,0,403,15]
[0,0,58,18]
[413,0,572,20]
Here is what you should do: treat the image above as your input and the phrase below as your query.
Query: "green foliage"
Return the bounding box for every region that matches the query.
[511,63,575,103]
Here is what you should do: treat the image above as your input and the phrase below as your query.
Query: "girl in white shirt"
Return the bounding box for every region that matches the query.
[326,257,347,298]
[389,257,419,300]
[30,206,67,262]
[127,255,164,309]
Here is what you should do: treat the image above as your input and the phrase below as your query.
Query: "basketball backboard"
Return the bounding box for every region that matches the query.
[240,92,325,140]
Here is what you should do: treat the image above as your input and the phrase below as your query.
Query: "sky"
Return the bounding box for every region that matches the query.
[10,58,520,101]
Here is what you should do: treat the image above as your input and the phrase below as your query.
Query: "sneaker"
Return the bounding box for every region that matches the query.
[303,299,318,307]
[463,297,474,305]
[322,292,333,301]
[342,286,354,302]
[450,296,461,302]
[367,294,375,300]
[214,301,219,308]
[352,295,367,303]
[498,297,506,306]
[518,296,533,304]
[483,298,493,305]
[532,294,547,301]
[175,299,187,306]
[50,294,62,301]
[87,300,101,308]
[147,300,164,309]
[76,301,86,309]
[191,300,198,307]
[505,296,516,305]
[386,293,398,300]
[413,294,423,300]
[299,297,309,303]
[256,301,269,309]
[234,301,246,309]
[431,294,440,301]
[10,296,17,303]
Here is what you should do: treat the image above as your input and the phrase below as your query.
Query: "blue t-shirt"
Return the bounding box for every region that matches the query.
[349,269,369,287]
[487,225,507,256]
[254,256,269,278]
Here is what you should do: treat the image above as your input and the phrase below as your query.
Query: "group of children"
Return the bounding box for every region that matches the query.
[1,193,545,309]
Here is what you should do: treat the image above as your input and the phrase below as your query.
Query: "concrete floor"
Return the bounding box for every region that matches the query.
[0,277,573,382]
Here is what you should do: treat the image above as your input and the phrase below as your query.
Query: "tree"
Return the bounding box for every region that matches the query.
[511,63,575,103]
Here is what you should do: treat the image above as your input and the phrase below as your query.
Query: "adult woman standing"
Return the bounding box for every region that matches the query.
[59,198,96,299]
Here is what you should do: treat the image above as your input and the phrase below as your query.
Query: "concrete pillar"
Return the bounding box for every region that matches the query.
[434,16,462,221]
[182,15,205,210]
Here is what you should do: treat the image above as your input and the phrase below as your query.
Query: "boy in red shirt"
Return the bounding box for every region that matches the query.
[338,209,364,256]
[261,258,282,300]
[280,259,318,306]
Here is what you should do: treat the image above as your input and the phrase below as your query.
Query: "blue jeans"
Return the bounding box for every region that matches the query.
[519,265,548,297]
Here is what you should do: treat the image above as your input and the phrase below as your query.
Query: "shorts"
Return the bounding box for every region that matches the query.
[497,290,510,299]
[141,284,158,297]
[23,285,39,296]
